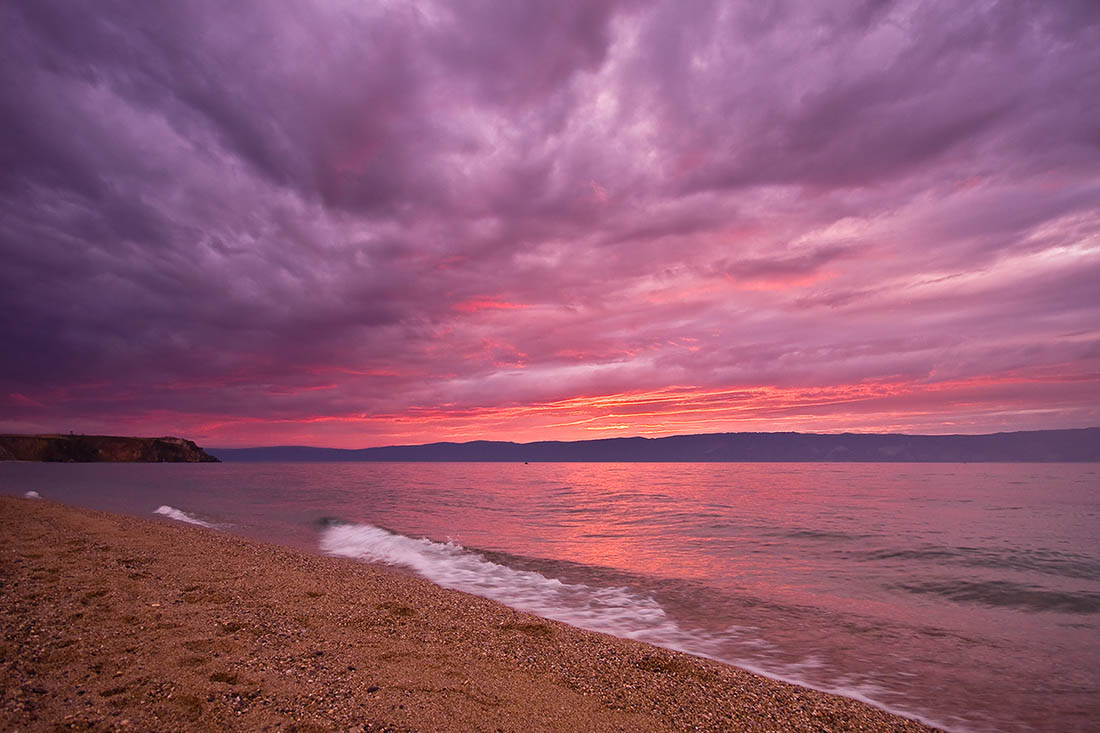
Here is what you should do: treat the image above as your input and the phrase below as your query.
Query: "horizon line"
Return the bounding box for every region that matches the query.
[208,425,1100,452]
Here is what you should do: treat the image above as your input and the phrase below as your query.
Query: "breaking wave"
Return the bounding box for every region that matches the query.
[320,521,727,652]
[318,522,949,730]
[24,490,42,499]
[154,505,217,528]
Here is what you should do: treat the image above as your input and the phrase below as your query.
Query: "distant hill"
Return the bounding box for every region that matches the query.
[0,434,220,463]
[211,427,1100,462]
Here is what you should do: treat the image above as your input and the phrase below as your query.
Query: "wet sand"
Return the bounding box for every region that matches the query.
[0,496,936,731]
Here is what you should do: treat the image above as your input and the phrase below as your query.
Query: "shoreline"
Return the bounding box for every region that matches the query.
[1,496,937,731]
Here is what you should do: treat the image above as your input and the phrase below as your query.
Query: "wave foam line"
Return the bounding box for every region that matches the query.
[320,522,957,732]
[321,522,730,652]
[154,505,216,528]
[24,490,42,499]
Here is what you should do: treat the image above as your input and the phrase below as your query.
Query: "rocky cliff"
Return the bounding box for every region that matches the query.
[0,435,220,462]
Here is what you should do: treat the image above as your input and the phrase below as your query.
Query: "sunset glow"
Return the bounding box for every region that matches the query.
[2,2,1098,448]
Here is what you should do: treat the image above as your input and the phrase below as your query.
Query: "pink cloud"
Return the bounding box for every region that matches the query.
[1,1,1097,446]
[453,298,531,313]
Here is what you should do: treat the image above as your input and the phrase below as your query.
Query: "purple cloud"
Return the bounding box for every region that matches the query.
[1,0,1098,446]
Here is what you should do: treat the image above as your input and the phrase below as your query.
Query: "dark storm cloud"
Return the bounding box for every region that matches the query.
[1,0,1097,445]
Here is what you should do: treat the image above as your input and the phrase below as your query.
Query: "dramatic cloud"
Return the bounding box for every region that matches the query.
[2,0,1098,447]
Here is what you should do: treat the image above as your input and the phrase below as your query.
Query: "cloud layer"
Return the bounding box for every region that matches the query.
[2,0,1098,447]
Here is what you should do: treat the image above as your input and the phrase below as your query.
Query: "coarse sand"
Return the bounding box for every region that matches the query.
[0,496,937,732]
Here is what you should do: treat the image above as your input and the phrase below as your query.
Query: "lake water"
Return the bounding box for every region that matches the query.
[2,462,1097,732]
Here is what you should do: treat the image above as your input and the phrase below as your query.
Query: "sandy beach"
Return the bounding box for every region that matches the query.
[0,496,935,732]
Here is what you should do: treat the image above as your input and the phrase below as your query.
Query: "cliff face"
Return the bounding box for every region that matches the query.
[0,435,219,463]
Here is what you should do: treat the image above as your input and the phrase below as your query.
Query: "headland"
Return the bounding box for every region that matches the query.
[0,434,219,463]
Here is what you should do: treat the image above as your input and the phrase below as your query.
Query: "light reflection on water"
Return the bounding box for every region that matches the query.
[2,461,1098,732]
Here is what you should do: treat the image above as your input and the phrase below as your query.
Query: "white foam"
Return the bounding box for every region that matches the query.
[321,523,738,656]
[24,490,42,499]
[320,522,958,732]
[154,505,216,528]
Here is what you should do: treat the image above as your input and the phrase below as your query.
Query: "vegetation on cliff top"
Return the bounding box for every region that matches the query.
[0,435,219,462]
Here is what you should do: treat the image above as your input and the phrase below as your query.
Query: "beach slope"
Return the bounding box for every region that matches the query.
[0,497,935,731]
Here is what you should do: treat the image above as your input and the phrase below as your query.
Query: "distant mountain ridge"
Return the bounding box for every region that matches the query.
[212,427,1100,462]
[0,434,219,463]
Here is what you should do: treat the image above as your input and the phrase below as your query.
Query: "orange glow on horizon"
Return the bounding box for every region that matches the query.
[170,365,1100,448]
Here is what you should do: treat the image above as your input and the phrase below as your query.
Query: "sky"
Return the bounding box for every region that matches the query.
[2,0,1099,449]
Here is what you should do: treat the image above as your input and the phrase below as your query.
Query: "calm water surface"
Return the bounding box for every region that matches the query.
[2,462,1097,732]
